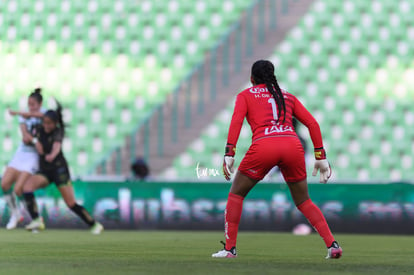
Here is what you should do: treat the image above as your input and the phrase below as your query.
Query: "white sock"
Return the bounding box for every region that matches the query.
[4,192,20,215]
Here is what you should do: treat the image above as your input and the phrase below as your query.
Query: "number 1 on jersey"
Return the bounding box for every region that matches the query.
[268,98,278,120]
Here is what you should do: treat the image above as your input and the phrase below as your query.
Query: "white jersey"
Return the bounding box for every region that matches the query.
[16,108,46,153]
[7,108,46,174]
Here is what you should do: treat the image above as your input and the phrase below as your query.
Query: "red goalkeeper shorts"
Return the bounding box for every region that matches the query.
[238,135,306,182]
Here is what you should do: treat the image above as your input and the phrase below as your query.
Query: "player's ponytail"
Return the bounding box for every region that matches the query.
[55,99,66,137]
[29,87,43,104]
[44,99,66,137]
[251,60,286,123]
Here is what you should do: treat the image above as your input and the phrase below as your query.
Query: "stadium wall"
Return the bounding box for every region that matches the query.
[1,181,414,233]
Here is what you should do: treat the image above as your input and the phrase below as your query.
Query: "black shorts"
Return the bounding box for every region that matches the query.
[38,166,71,187]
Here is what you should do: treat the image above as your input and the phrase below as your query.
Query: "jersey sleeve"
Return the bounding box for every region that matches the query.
[226,93,248,147]
[18,116,25,124]
[53,128,64,143]
[292,96,323,149]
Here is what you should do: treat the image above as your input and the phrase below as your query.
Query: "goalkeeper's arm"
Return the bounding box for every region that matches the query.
[292,96,331,183]
[223,94,247,181]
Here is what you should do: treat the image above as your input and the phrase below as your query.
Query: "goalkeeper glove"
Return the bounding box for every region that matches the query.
[223,143,236,181]
[312,147,332,183]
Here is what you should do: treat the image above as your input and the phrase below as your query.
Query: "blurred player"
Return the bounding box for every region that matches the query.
[22,100,104,234]
[212,60,342,259]
[2,88,45,229]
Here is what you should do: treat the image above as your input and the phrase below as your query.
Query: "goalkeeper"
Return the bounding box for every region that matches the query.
[212,60,342,259]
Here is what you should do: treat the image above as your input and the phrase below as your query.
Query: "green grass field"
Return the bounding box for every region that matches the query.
[0,229,413,275]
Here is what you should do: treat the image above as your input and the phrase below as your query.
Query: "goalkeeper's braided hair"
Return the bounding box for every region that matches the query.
[251,60,286,123]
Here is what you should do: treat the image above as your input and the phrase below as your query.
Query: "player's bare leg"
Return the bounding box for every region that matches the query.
[14,171,31,197]
[287,179,342,259]
[1,167,18,192]
[212,172,258,258]
[229,171,259,197]
[59,184,103,234]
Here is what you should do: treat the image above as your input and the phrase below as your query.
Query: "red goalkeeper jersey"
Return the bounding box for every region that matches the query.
[227,84,323,148]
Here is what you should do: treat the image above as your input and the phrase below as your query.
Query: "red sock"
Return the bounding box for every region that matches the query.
[297,199,335,247]
[224,192,244,250]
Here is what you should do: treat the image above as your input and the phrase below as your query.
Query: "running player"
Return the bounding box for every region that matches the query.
[212,60,342,259]
[22,100,104,234]
[2,88,45,229]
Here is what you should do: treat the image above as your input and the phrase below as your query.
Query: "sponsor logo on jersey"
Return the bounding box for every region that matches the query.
[264,125,294,135]
[249,87,268,94]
